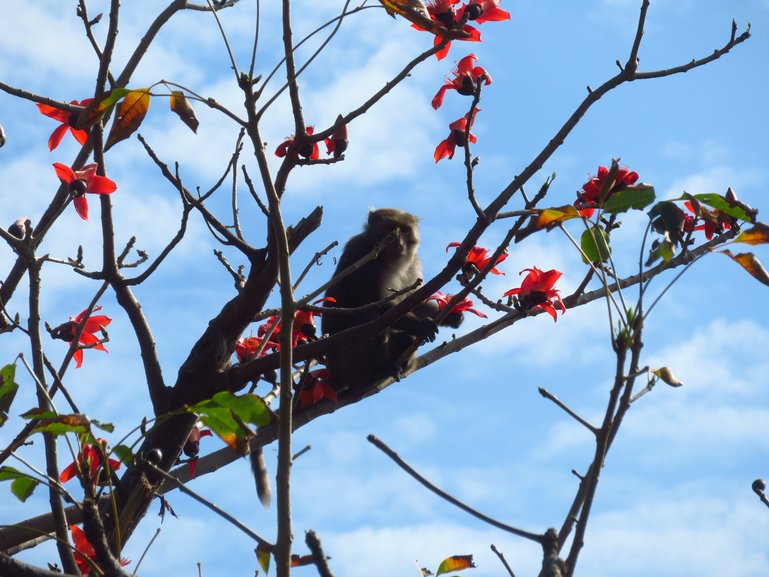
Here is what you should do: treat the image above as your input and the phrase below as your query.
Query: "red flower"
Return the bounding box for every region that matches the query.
[428,291,487,317]
[298,369,337,409]
[427,0,461,26]
[60,438,121,484]
[414,1,481,60]
[434,111,479,162]
[324,114,349,158]
[66,307,112,368]
[53,162,117,221]
[503,267,565,322]
[71,524,130,575]
[275,126,320,160]
[432,54,492,109]
[236,335,273,362]
[184,424,213,478]
[459,0,511,23]
[433,23,481,60]
[684,200,733,240]
[576,164,639,218]
[37,99,92,151]
[446,242,507,275]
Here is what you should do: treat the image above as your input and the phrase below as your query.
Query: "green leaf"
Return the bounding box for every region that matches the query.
[0,363,19,427]
[20,408,57,420]
[190,392,273,452]
[603,184,655,214]
[0,466,39,502]
[112,444,135,466]
[581,226,611,263]
[91,419,115,433]
[688,193,757,223]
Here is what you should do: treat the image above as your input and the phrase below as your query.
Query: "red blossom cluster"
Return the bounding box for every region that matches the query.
[575,164,639,217]
[37,99,121,223]
[236,299,333,363]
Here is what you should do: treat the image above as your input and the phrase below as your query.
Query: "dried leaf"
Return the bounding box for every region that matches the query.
[652,367,684,387]
[720,250,769,287]
[170,91,199,133]
[290,554,313,567]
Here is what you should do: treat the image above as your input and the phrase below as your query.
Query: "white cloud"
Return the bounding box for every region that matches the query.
[325,523,540,577]
[581,493,769,577]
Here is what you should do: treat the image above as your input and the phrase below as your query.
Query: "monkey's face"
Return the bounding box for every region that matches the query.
[382,222,419,262]
[368,208,420,262]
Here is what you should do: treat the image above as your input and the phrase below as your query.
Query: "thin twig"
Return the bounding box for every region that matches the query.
[143,461,273,549]
[538,387,598,435]
[367,435,544,544]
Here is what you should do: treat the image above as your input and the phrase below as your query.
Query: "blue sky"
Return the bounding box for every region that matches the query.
[1,1,769,576]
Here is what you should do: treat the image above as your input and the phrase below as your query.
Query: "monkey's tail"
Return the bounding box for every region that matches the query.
[249,447,272,508]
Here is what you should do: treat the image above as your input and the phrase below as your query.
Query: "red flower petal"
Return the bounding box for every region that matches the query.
[60,462,79,483]
[73,348,84,368]
[53,162,76,184]
[434,137,454,162]
[86,174,118,195]
[74,195,89,220]
[48,124,69,151]
[37,103,69,121]
[275,139,292,157]
[432,85,450,109]
[70,127,89,145]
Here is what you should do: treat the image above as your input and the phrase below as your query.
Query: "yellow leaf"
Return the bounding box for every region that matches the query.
[256,543,271,574]
[536,205,581,229]
[734,223,769,246]
[436,555,476,576]
[105,88,151,150]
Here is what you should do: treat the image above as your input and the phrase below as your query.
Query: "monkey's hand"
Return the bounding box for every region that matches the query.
[395,313,439,342]
[442,311,464,329]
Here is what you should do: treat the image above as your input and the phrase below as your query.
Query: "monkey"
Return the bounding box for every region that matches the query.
[322,208,462,391]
